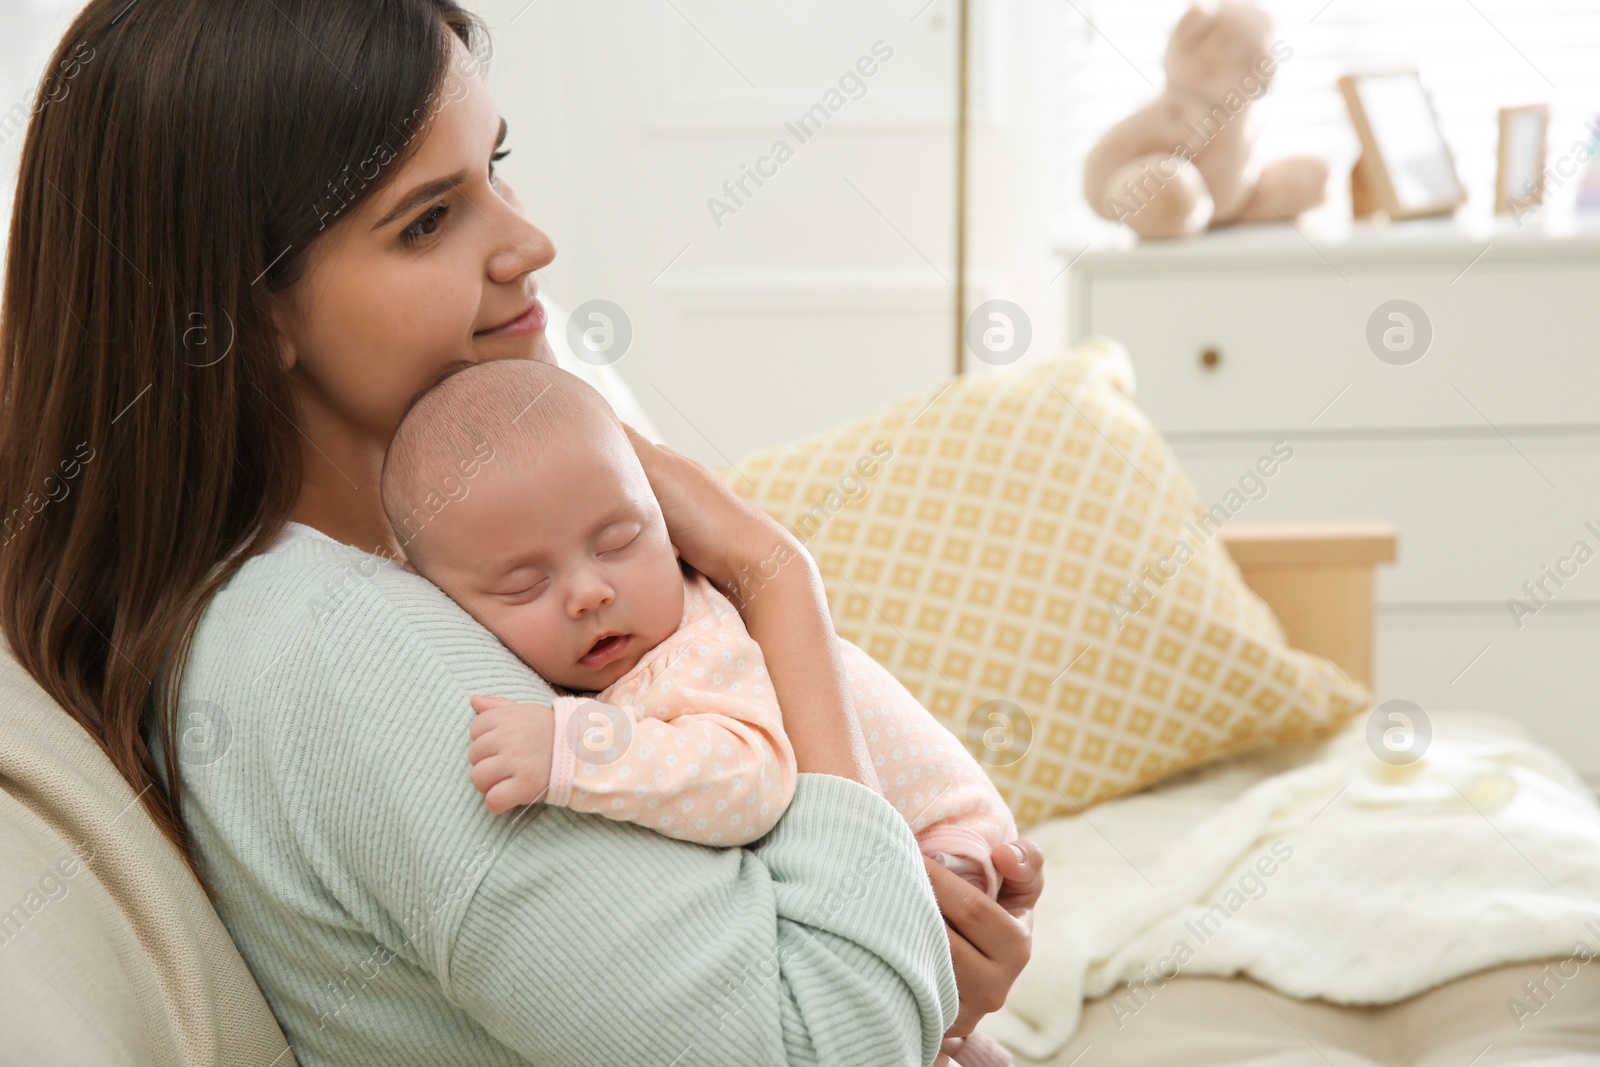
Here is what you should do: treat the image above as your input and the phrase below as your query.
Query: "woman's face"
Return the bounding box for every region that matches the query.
[274,36,556,444]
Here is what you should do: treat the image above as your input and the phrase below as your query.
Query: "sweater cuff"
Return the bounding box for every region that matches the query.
[547,695,581,808]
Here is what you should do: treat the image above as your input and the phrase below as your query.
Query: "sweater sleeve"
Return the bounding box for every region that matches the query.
[244,551,955,1067]
[451,775,956,1067]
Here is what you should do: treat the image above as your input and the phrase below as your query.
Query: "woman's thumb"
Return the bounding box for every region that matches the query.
[993,839,1040,880]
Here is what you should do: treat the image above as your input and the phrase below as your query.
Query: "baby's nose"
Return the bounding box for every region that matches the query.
[568,573,615,615]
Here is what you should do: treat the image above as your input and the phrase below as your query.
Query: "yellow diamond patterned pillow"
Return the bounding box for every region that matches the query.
[724,337,1370,827]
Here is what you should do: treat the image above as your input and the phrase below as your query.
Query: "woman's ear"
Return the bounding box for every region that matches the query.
[265,293,300,372]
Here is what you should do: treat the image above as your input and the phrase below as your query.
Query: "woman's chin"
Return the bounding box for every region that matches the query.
[472,330,555,366]
[529,332,558,366]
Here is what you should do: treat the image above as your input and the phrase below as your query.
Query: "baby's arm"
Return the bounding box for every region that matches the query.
[468,621,797,846]
[546,676,796,846]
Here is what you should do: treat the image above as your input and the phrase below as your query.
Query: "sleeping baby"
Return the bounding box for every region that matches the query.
[379,358,1018,903]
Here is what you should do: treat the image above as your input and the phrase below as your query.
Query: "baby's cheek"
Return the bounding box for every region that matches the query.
[482,601,555,670]
[643,561,688,643]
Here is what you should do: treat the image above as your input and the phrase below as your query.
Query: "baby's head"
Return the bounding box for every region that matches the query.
[381,359,685,692]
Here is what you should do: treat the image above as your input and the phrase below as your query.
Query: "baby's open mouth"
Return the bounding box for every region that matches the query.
[580,633,631,669]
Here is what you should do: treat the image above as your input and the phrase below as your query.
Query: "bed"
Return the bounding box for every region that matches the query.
[997,524,1600,1067]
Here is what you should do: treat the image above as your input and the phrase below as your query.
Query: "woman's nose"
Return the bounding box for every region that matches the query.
[486,181,556,285]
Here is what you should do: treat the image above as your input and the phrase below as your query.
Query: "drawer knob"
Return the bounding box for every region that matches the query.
[1200,347,1222,370]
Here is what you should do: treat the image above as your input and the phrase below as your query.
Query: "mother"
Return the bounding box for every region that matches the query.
[0,1,1040,1064]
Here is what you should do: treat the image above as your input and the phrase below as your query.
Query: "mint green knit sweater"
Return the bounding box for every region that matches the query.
[168,537,958,1066]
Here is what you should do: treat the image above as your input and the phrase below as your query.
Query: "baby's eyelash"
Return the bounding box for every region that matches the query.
[600,529,640,554]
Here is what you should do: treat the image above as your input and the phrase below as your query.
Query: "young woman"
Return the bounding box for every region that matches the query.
[0,2,1041,1063]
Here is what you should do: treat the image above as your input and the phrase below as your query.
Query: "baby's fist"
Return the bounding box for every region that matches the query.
[467,695,556,814]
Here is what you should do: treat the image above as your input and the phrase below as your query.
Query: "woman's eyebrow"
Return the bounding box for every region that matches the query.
[369,119,506,233]
[370,173,467,232]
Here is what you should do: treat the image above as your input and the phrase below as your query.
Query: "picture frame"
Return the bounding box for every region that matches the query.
[1496,104,1549,216]
[1339,71,1466,221]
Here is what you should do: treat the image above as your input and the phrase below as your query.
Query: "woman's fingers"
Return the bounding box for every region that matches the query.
[926,858,1029,968]
[925,855,1031,1037]
[992,838,1045,918]
[624,426,712,556]
[624,423,690,462]
[623,423,665,455]
[945,912,1009,1023]
[943,929,994,1035]
[623,420,792,593]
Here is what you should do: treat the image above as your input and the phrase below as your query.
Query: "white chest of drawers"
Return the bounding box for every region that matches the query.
[1064,216,1600,779]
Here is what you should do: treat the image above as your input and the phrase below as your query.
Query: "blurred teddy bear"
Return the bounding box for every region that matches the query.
[1083,1,1328,240]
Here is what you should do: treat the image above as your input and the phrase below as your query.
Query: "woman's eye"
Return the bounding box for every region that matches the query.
[489,148,510,183]
[401,204,448,245]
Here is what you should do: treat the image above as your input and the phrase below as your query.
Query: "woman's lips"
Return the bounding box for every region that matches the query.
[579,633,630,669]
[476,298,546,339]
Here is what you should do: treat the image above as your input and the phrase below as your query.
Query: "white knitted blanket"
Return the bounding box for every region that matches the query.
[985,713,1600,1060]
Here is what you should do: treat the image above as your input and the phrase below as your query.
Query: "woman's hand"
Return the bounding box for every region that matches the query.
[622,424,791,596]
[625,423,875,784]
[927,839,1044,1060]
[994,838,1045,921]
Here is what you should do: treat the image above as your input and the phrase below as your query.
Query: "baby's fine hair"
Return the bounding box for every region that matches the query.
[380,358,616,553]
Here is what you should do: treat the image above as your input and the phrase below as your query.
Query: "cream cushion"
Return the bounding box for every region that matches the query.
[729,338,1371,825]
[0,648,294,1066]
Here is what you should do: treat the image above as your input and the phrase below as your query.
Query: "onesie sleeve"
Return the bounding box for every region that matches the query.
[544,582,798,846]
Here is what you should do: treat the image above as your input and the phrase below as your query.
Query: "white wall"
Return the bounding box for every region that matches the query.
[6,1,1077,468]
[477,0,975,466]
[1,0,87,277]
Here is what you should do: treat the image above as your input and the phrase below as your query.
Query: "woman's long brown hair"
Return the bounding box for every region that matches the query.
[0,0,478,880]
